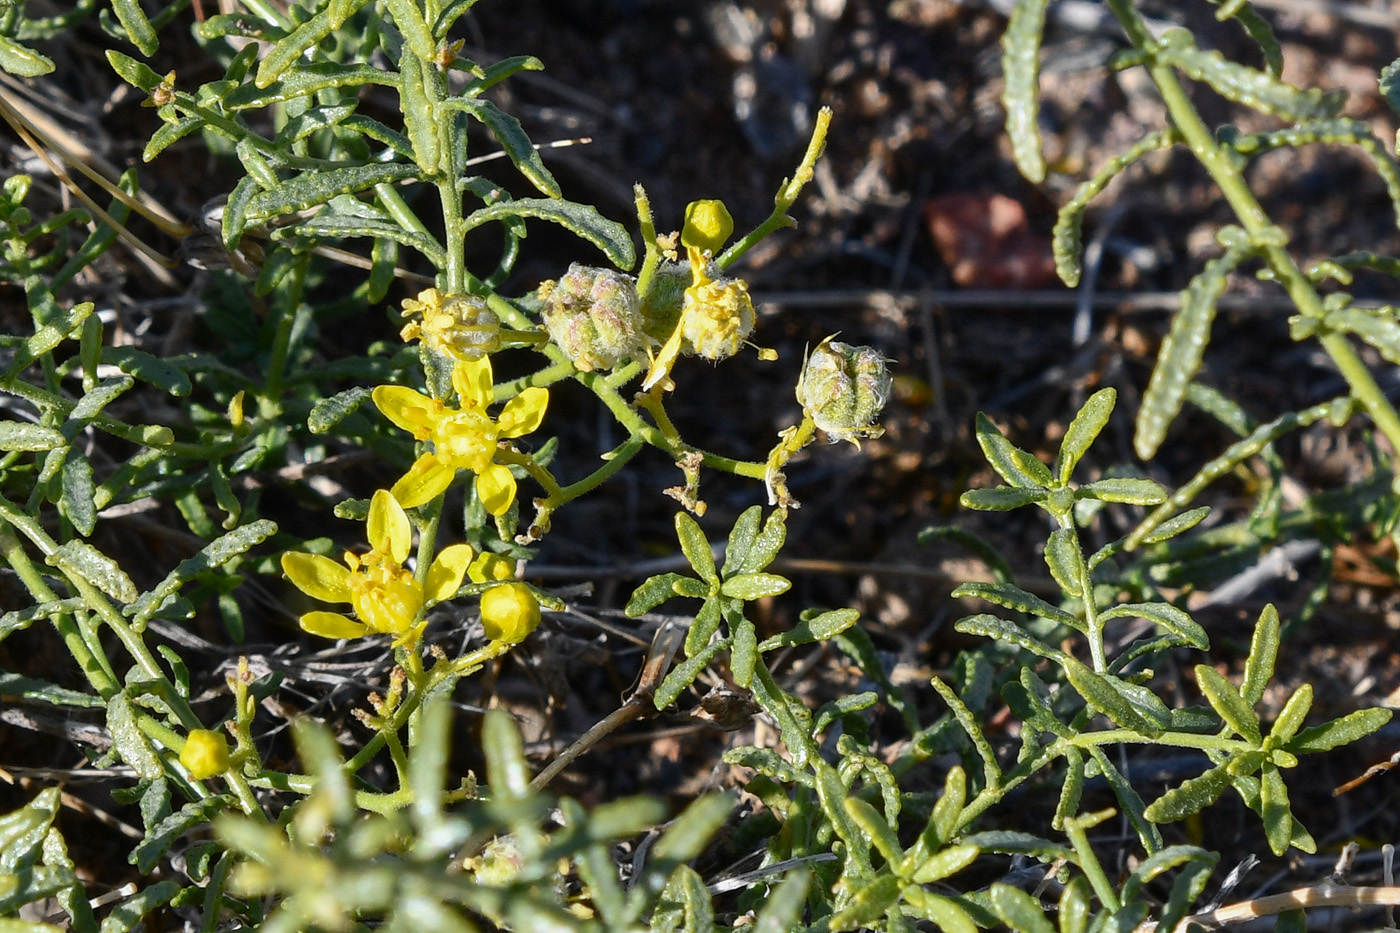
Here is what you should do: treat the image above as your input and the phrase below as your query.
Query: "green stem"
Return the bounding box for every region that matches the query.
[1101,0,1400,456]
[1063,810,1121,911]
[261,253,309,413]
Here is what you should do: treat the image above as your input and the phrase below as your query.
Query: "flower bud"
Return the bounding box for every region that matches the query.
[180,728,230,780]
[680,275,755,361]
[539,264,647,372]
[480,582,541,644]
[796,337,892,444]
[640,261,690,343]
[681,199,734,255]
[400,288,500,361]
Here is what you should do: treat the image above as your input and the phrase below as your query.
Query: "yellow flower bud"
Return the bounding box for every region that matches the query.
[180,728,230,780]
[681,199,734,255]
[480,583,541,644]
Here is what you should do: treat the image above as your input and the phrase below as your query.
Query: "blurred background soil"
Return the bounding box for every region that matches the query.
[7,0,1400,919]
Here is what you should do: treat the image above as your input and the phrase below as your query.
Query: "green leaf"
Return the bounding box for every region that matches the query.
[684,598,723,657]
[1135,240,1252,458]
[655,637,727,710]
[308,387,373,434]
[97,880,181,933]
[382,0,437,62]
[1055,387,1115,483]
[757,608,860,651]
[0,36,55,77]
[1099,602,1208,650]
[107,693,163,781]
[720,572,790,600]
[1323,306,1400,366]
[1044,528,1085,599]
[624,572,691,615]
[961,830,1073,863]
[1196,664,1262,744]
[48,540,138,603]
[133,796,230,874]
[1064,658,1163,736]
[254,6,336,88]
[247,164,421,221]
[1058,877,1090,933]
[999,0,1051,184]
[1052,746,1085,831]
[1217,0,1282,74]
[0,787,59,871]
[70,376,134,422]
[0,423,64,452]
[1259,763,1293,856]
[952,581,1081,629]
[1155,28,1346,120]
[443,97,563,198]
[730,618,757,688]
[60,452,97,537]
[127,520,277,626]
[674,512,717,584]
[960,486,1047,510]
[111,0,159,56]
[722,746,813,788]
[1269,684,1312,746]
[1137,506,1211,546]
[464,197,636,271]
[225,63,401,110]
[752,866,809,933]
[1074,477,1167,505]
[1286,707,1392,753]
[651,793,732,864]
[750,667,812,768]
[909,843,978,884]
[460,55,545,97]
[1121,844,1218,903]
[107,50,163,90]
[738,507,786,574]
[100,346,191,395]
[1240,604,1280,706]
[975,413,1053,488]
[990,884,1055,933]
[721,506,761,576]
[659,864,714,933]
[1144,760,1231,822]
[899,888,979,933]
[828,873,899,931]
[845,797,903,867]
[954,614,1065,661]
[932,677,1001,785]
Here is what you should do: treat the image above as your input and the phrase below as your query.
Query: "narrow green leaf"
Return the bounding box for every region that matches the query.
[111,0,159,56]
[133,796,229,874]
[960,486,1047,510]
[1144,760,1231,822]
[1135,241,1252,458]
[308,387,372,434]
[254,6,335,87]
[932,677,1001,785]
[382,0,437,61]
[720,572,790,600]
[1044,528,1085,599]
[975,413,1053,488]
[398,49,442,177]
[49,540,138,603]
[930,767,967,849]
[1384,58,1400,116]
[443,97,563,198]
[1055,387,1115,483]
[624,572,690,616]
[990,883,1055,933]
[954,614,1066,661]
[97,881,181,933]
[1099,602,1208,650]
[461,197,636,270]
[1259,764,1292,856]
[654,637,727,710]
[752,866,809,933]
[829,873,899,931]
[1074,477,1167,505]
[0,423,64,452]
[60,452,97,537]
[738,508,786,573]
[1269,684,1312,746]
[1196,664,1262,744]
[845,797,903,867]
[482,708,529,802]
[749,666,812,767]
[1324,306,1400,365]
[0,36,55,77]
[70,376,134,422]
[460,55,544,97]
[674,512,717,584]
[106,50,162,91]
[722,747,814,788]
[247,163,420,221]
[730,618,757,688]
[651,793,732,864]
[901,888,978,933]
[1052,747,1085,831]
[100,346,191,395]
[107,693,162,780]
[1121,844,1218,903]
[722,506,762,577]
[1058,877,1090,933]
[1241,605,1280,707]
[684,598,723,657]
[1286,707,1392,753]
[757,608,860,651]
[909,843,978,884]
[0,787,59,871]
[1000,0,1051,183]
[225,63,401,110]
[1138,506,1211,545]
[1064,658,1163,736]
[1156,28,1345,120]
[952,581,1080,629]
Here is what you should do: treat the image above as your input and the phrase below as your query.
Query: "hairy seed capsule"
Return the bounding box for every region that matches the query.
[640,262,690,343]
[539,264,647,372]
[796,337,892,444]
[400,289,501,361]
[680,274,755,362]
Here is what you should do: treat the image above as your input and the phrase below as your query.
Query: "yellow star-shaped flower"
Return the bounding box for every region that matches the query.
[280,490,474,642]
[372,355,548,514]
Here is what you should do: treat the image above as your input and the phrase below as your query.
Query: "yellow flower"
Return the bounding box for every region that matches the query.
[180,728,230,780]
[480,583,541,644]
[281,490,475,641]
[399,288,500,362]
[372,356,548,515]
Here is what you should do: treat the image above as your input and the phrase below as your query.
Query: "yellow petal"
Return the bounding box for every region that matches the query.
[373,385,440,439]
[281,552,352,603]
[391,456,458,508]
[641,324,684,391]
[426,543,476,602]
[497,387,548,438]
[468,552,516,584]
[299,611,367,640]
[452,355,493,410]
[368,489,412,564]
[477,463,517,516]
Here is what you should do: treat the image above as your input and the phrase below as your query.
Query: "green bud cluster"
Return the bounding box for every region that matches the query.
[539,264,648,372]
[796,337,892,443]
